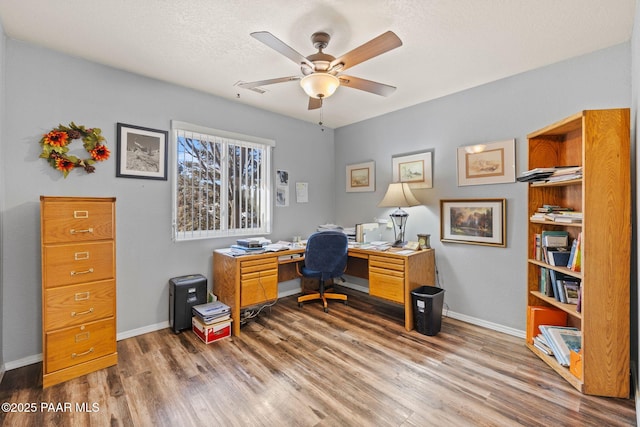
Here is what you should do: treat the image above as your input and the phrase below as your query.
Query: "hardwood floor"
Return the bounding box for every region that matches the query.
[1,287,636,426]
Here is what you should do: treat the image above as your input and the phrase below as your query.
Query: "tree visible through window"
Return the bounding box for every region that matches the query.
[172,121,273,241]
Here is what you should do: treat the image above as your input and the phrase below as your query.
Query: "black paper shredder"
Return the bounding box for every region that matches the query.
[169,274,207,333]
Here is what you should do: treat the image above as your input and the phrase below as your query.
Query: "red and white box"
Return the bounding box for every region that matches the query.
[192,317,232,344]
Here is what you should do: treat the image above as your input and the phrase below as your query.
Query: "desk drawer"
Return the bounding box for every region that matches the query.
[44,280,115,330]
[43,241,115,288]
[241,271,278,307]
[240,257,278,274]
[42,200,114,244]
[369,255,404,272]
[369,270,404,304]
[45,318,116,373]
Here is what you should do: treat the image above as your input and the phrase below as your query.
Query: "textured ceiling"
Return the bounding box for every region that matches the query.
[0,0,635,128]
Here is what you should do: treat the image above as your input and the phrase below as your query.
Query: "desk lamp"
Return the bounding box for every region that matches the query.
[378,182,420,247]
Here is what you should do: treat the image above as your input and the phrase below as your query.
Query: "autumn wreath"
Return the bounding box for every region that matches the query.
[39,122,110,178]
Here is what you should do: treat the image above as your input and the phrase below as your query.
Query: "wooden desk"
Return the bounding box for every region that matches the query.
[213,247,435,336]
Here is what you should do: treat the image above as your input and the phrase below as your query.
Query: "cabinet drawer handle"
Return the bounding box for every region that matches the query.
[74,251,90,260]
[71,347,94,359]
[73,210,89,219]
[71,308,94,317]
[74,292,90,301]
[70,268,94,276]
[70,228,93,234]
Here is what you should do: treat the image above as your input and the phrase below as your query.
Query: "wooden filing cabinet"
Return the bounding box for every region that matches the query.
[40,196,117,388]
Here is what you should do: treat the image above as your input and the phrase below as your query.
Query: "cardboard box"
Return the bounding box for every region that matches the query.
[526,305,567,344]
[192,317,232,344]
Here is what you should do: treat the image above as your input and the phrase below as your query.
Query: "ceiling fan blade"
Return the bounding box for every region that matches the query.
[330,31,402,72]
[237,76,301,92]
[308,97,322,110]
[251,31,314,68]
[338,75,396,97]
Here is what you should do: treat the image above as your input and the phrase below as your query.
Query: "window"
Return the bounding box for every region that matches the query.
[171,121,274,241]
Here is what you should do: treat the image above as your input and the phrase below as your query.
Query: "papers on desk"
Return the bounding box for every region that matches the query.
[395,249,414,255]
[357,241,392,251]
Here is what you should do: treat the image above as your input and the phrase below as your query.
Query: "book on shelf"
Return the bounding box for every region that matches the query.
[533,334,554,355]
[539,325,581,367]
[517,166,581,183]
[548,269,566,303]
[547,249,571,267]
[541,230,569,247]
[562,281,580,304]
[541,230,569,263]
[537,204,574,213]
[568,232,582,272]
[531,233,542,260]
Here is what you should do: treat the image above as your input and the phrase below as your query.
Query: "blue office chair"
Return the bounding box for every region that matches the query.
[297,231,349,312]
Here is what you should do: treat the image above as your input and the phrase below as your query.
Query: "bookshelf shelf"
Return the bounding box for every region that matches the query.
[530,291,582,320]
[530,178,582,187]
[526,342,583,390]
[525,109,630,398]
[527,259,582,281]
[529,219,582,228]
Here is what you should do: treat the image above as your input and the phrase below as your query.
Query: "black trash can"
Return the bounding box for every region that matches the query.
[411,285,445,336]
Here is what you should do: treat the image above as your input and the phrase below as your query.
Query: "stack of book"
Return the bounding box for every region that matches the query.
[530,205,580,222]
[545,166,582,183]
[538,325,581,366]
[517,166,582,184]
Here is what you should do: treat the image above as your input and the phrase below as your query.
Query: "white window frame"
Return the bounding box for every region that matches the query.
[171,120,274,241]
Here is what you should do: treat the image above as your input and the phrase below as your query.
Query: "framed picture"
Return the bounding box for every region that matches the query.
[440,198,506,247]
[456,139,515,186]
[346,161,375,192]
[392,150,433,189]
[116,123,168,180]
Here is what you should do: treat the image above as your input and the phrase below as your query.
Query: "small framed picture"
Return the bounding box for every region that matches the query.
[116,123,168,180]
[456,139,516,186]
[392,150,433,189]
[346,161,375,192]
[440,198,506,247]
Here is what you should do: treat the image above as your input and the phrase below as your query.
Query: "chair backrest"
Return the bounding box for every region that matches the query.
[304,231,349,281]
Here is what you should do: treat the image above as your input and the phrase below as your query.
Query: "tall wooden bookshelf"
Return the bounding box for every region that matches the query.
[525,109,630,397]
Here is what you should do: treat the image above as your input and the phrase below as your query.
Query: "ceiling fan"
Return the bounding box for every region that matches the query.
[238,30,403,110]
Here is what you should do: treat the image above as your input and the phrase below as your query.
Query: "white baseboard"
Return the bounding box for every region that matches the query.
[444,310,525,339]
[4,353,41,371]
[116,321,170,341]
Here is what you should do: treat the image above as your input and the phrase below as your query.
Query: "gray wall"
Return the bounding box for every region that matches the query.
[335,43,631,332]
[1,39,335,365]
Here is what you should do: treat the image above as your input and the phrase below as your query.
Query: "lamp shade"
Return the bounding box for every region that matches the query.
[377,183,420,208]
[300,73,340,99]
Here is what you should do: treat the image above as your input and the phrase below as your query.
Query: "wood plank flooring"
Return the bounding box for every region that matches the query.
[1,287,636,426]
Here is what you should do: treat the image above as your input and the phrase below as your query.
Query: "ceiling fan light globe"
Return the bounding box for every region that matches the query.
[300,73,339,99]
